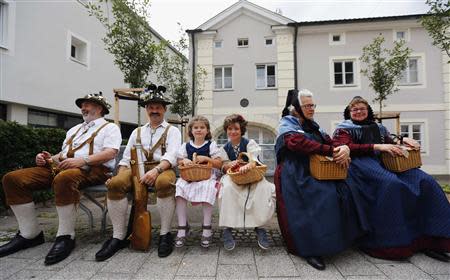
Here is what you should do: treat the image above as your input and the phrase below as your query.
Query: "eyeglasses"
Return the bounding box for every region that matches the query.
[301,104,317,109]
[350,108,367,113]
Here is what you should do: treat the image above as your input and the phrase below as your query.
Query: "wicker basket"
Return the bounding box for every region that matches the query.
[381,148,422,172]
[227,152,267,185]
[309,154,348,180]
[179,153,213,182]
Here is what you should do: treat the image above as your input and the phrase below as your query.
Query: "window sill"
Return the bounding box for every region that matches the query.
[256,87,277,90]
[213,88,234,92]
[237,46,249,48]
[70,57,88,67]
[0,44,8,50]
[399,83,422,86]
[333,84,357,88]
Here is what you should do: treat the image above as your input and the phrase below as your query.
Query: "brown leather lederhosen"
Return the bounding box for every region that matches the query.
[136,124,171,172]
[2,122,112,206]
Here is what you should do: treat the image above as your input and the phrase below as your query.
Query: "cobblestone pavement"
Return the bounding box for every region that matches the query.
[1,198,450,279]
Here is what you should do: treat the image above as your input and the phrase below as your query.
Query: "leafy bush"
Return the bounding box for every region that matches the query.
[0,121,66,210]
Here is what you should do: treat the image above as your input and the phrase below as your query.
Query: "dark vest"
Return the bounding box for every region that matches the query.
[223,137,250,161]
[186,141,211,160]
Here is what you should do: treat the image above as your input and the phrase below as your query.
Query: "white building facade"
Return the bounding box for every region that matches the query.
[188,0,450,176]
[0,0,184,138]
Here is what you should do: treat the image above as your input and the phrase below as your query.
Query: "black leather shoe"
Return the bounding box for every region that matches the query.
[44,235,75,265]
[95,237,129,261]
[0,231,45,258]
[158,232,173,258]
[305,256,326,270]
[423,249,450,262]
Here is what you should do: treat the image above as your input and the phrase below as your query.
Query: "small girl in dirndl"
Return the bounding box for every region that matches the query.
[174,115,222,248]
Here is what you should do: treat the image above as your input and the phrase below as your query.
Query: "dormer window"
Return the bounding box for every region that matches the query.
[265,38,273,45]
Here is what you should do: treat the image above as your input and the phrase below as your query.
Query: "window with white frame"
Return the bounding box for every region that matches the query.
[399,57,421,85]
[214,66,232,90]
[256,64,276,88]
[0,1,7,47]
[69,32,89,66]
[237,38,248,47]
[214,40,222,48]
[333,60,355,86]
[329,32,345,45]
[400,122,425,152]
[265,38,273,46]
[393,29,410,42]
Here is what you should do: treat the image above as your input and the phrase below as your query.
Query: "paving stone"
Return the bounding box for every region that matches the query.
[7,269,57,280]
[362,253,409,264]
[431,275,450,280]
[218,247,254,265]
[90,272,134,280]
[176,247,219,277]
[99,252,148,274]
[26,242,89,271]
[409,253,450,275]
[333,250,383,276]
[48,260,104,280]
[290,254,344,280]
[260,278,303,280]
[254,247,298,277]
[146,246,186,264]
[4,242,52,261]
[345,276,389,280]
[173,277,215,280]
[375,263,433,280]
[0,258,35,280]
[216,264,258,279]
[133,262,179,279]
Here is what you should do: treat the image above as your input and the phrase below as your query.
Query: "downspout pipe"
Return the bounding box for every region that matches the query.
[186,29,202,117]
[287,22,299,90]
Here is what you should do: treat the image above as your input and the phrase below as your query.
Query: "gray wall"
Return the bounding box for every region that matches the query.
[212,13,278,109]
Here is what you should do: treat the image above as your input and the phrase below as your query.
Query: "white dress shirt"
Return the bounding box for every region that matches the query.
[60,117,122,170]
[119,120,182,168]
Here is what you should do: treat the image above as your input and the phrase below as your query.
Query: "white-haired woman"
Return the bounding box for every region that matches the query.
[274,89,369,270]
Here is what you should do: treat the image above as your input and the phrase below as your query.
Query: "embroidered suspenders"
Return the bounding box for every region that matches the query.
[64,122,110,158]
[136,124,171,171]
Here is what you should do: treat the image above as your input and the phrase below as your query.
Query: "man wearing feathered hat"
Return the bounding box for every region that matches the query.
[0,93,122,265]
[96,84,181,261]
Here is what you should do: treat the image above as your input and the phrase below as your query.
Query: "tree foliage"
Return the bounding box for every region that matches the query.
[85,0,161,88]
[360,35,412,119]
[421,0,450,61]
[155,24,206,118]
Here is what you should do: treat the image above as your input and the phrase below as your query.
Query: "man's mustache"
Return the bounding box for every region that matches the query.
[150,112,161,116]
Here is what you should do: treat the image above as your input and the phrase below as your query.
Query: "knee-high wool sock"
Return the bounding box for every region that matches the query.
[107,197,129,240]
[56,204,76,239]
[10,202,41,239]
[157,196,175,235]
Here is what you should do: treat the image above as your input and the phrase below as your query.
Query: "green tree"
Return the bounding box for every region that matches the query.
[85,0,164,124]
[156,24,206,119]
[421,0,450,61]
[360,35,412,120]
[85,0,161,88]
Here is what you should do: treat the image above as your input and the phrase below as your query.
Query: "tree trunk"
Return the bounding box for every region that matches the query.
[379,99,383,124]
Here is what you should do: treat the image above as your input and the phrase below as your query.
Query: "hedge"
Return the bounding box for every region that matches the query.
[0,121,66,210]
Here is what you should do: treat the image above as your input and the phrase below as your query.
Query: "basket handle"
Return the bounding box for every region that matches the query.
[192,152,198,164]
[237,152,253,164]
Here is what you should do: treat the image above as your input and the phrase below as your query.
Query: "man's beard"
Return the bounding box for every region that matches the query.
[82,110,98,123]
